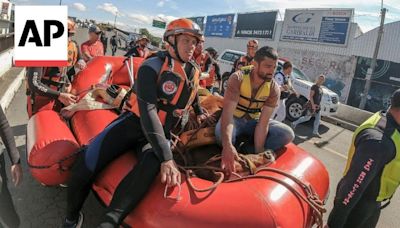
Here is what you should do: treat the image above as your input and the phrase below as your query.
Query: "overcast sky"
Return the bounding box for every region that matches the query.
[12,0,400,37]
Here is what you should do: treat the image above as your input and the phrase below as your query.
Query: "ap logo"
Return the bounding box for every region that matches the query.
[14,6,68,67]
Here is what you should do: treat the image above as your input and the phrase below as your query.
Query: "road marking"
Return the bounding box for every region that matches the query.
[307,139,348,159]
[321,145,348,159]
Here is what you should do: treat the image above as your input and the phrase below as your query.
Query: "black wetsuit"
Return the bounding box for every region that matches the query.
[328,112,398,228]
[66,53,202,227]
[110,37,118,56]
[0,106,20,228]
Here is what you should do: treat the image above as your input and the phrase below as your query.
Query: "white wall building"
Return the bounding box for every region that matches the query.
[205,19,400,104]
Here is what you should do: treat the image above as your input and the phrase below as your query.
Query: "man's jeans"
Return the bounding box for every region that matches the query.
[292,110,321,134]
[215,117,295,152]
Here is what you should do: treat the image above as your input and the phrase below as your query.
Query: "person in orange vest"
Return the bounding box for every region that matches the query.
[203,47,221,93]
[231,39,259,73]
[81,25,104,62]
[192,37,214,88]
[124,35,150,58]
[61,18,206,228]
[26,19,85,117]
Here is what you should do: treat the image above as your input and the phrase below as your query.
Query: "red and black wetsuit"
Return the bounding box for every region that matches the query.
[0,106,20,228]
[66,51,202,226]
[26,67,69,117]
[328,112,398,228]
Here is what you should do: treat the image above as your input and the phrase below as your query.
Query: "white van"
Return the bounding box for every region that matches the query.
[217,49,339,121]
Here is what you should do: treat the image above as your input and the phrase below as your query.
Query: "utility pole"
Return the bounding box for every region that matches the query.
[114,12,118,29]
[359,7,387,109]
[59,0,62,5]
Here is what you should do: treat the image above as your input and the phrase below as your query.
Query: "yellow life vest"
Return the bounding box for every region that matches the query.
[344,111,400,201]
[233,66,271,119]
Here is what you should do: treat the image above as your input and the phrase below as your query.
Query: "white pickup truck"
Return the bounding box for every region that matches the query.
[217,49,339,121]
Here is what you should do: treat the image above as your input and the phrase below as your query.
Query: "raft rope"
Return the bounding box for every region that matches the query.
[166,114,326,228]
[27,147,83,172]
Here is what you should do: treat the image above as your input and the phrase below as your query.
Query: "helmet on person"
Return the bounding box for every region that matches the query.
[163,18,203,63]
[68,18,76,34]
[163,18,203,42]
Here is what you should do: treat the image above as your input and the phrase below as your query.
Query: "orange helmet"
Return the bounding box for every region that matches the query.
[68,19,76,34]
[163,18,203,42]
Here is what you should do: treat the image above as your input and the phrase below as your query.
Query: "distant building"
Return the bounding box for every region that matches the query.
[0,0,13,34]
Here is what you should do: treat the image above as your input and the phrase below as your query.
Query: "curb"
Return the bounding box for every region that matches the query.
[322,116,358,132]
[0,68,25,110]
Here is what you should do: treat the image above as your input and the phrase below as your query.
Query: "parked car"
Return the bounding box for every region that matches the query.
[217,49,339,121]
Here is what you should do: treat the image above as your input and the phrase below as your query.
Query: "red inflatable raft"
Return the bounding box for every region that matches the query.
[26,56,329,227]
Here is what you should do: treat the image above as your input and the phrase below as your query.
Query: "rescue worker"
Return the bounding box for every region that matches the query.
[231,39,258,74]
[61,18,206,228]
[0,106,22,228]
[216,46,294,175]
[66,19,86,77]
[26,19,85,117]
[272,61,298,122]
[193,39,206,88]
[326,89,400,228]
[124,35,150,58]
[81,25,104,62]
[203,47,221,93]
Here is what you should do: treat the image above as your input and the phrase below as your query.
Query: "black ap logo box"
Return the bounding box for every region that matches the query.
[14,6,68,67]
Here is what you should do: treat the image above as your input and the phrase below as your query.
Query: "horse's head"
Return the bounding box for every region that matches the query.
[199,94,224,116]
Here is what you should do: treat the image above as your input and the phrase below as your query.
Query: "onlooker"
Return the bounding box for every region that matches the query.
[272,61,298,122]
[81,25,104,62]
[327,89,400,228]
[100,33,108,55]
[291,74,325,137]
[0,106,22,228]
[110,35,119,56]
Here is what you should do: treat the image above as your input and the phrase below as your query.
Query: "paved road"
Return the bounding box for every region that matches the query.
[1,27,398,227]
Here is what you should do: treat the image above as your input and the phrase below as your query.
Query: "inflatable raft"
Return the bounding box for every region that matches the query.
[26,56,329,228]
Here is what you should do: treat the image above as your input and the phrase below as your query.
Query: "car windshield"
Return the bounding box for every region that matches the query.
[221,52,242,63]
[292,67,311,81]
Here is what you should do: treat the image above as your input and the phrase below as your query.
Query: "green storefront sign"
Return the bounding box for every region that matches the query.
[152,20,166,29]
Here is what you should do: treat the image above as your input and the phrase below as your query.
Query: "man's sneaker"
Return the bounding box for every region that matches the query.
[312,132,322,138]
[61,212,84,228]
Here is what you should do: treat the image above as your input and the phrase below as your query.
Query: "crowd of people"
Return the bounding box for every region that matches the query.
[0,17,399,228]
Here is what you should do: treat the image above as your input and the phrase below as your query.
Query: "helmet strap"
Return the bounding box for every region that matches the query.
[167,35,186,63]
